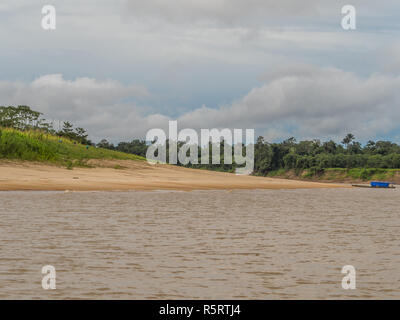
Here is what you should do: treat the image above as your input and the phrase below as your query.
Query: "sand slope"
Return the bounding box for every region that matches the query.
[0,160,348,191]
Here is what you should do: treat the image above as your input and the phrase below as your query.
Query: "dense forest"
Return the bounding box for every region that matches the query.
[2,106,400,176]
[98,134,400,175]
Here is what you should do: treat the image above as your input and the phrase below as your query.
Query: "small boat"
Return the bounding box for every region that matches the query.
[352,181,396,189]
[370,181,395,188]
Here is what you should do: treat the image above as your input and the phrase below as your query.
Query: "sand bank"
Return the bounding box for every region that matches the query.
[0,160,348,191]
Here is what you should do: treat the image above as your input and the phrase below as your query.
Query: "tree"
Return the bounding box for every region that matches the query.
[374,141,397,155]
[322,140,338,154]
[116,139,148,157]
[75,127,91,145]
[348,141,362,154]
[253,136,273,175]
[364,140,376,154]
[0,105,45,130]
[341,133,355,149]
[61,121,74,138]
[97,139,115,150]
[283,153,298,169]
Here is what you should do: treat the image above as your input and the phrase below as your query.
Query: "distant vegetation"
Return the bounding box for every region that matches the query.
[0,106,144,167]
[97,138,148,158]
[251,134,400,175]
[0,105,92,145]
[99,133,400,181]
[1,105,400,180]
[267,168,400,183]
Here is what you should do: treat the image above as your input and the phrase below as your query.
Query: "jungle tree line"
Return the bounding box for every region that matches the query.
[2,105,400,174]
[0,105,91,145]
[98,133,400,174]
[251,134,400,175]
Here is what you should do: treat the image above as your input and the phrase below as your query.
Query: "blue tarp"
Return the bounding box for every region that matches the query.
[370,181,390,188]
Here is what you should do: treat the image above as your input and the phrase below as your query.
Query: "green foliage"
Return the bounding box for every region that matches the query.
[256,133,400,176]
[0,127,144,167]
[342,133,355,147]
[0,105,91,145]
[0,105,43,130]
[2,106,400,178]
[268,167,400,181]
[0,128,57,161]
[116,140,148,157]
[97,139,149,158]
[58,121,91,145]
[141,133,400,175]
[254,136,273,174]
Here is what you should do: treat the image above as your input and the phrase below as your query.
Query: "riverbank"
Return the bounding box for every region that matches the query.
[266,168,400,184]
[0,160,348,191]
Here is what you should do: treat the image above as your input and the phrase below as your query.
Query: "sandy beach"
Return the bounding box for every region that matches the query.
[0,160,347,191]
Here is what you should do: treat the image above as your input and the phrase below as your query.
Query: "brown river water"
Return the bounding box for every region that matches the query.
[0,188,399,299]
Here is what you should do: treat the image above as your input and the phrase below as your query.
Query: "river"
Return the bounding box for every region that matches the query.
[0,188,399,299]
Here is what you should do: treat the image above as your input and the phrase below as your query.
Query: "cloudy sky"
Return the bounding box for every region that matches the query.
[1,0,400,143]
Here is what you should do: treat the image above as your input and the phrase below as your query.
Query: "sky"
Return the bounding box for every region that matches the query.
[0,0,400,143]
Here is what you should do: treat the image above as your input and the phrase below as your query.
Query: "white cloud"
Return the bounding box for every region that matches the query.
[122,0,400,26]
[380,43,400,73]
[0,74,157,141]
[122,0,321,26]
[1,68,400,143]
[1,2,400,143]
[176,66,400,141]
